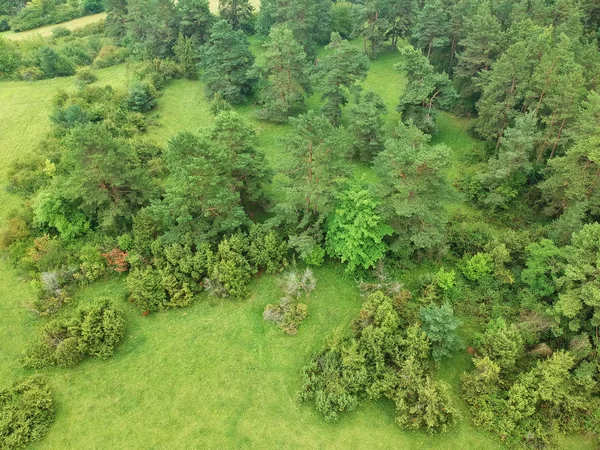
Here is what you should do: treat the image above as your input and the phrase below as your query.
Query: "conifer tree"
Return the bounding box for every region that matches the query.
[218,0,254,33]
[396,46,456,135]
[201,20,256,104]
[258,24,311,122]
[314,33,370,126]
[375,122,456,256]
[178,0,213,44]
[349,90,388,162]
[411,0,450,59]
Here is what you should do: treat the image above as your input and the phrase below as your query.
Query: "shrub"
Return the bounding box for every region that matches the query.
[73,298,127,359]
[419,303,463,362]
[247,225,288,274]
[264,269,315,334]
[460,252,493,282]
[24,298,126,367]
[38,46,76,78]
[0,16,10,32]
[50,26,71,39]
[0,376,54,449]
[82,0,104,14]
[206,237,253,301]
[126,80,158,112]
[77,244,108,283]
[127,266,167,312]
[92,45,128,69]
[75,67,97,87]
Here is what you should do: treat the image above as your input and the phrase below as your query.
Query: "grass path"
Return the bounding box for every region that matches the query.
[0,13,107,41]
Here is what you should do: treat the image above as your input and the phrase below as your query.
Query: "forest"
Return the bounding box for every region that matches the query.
[1,0,600,448]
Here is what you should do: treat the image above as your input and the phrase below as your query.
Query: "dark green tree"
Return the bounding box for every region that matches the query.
[173,34,199,79]
[177,0,213,44]
[349,90,388,162]
[125,0,179,59]
[218,0,254,33]
[258,24,311,122]
[314,33,370,126]
[374,122,456,256]
[201,19,256,104]
[419,302,463,361]
[411,0,450,59]
[396,46,456,135]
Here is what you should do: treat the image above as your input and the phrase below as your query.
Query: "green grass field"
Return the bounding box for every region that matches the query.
[0,13,107,40]
[0,42,596,449]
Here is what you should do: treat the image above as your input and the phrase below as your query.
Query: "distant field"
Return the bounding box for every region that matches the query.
[0,13,106,40]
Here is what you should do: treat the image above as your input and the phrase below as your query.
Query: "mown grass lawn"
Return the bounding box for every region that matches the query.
[0,41,596,449]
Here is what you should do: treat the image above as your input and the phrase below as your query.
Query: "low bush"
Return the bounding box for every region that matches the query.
[0,376,55,449]
[24,297,126,368]
[264,269,315,334]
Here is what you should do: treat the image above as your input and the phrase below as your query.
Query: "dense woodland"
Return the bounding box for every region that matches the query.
[1,0,600,448]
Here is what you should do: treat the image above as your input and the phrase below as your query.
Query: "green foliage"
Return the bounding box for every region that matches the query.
[263,268,315,334]
[313,33,369,126]
[326,181,392,273]
[0,38,20,79]
[411,0,449,59]
[419,303,463,361]
[10,0,86,32]
[24,298,126,368]
[330,1,354,39]
[395,46,456,135]
[201,19,256,104]
[0,376,54,450]
[126,80,158,112]
[258,24,311,122]
[460,252,493,282]
[375,122,456,256]
[349,90,387,162]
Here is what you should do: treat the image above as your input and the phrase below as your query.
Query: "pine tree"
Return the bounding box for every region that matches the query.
[177,0,213,44]
[396,46,456,135]
[258,24,311,122]
[454,1,503,103]
[125,0,179,59]
[281,111,348,216]
[349,90,388,162]
[411,0,450,60]
[374,122,456,256]
[314,33,370,126]
[218,0,254,33]
[201,20,256,104]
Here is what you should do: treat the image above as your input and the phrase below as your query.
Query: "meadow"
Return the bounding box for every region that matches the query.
[0,38,595,449]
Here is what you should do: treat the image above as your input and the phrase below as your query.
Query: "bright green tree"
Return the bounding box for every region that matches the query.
[326,181,393,272]
[173,34,199,79]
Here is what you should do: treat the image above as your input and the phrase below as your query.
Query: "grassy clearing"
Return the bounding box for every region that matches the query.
[0,46,596,449]
[0,13,107,41]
